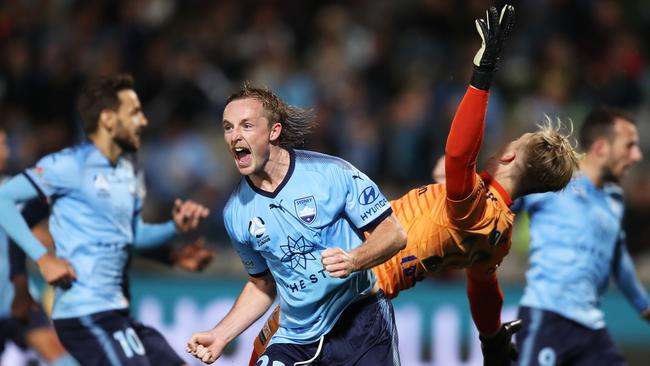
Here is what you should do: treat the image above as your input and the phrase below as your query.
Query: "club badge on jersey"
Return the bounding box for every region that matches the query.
[294,196,317,224]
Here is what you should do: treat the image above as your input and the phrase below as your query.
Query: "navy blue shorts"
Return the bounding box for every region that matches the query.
[258,290,400,366]
[515,306,625,366]
[0,302,51,353]
[53,309,184,366]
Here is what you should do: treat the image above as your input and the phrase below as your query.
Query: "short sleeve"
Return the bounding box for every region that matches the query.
[23,151,79,199]
[134,170,146,214]
[223,204,269,276]
[340,167,392,231]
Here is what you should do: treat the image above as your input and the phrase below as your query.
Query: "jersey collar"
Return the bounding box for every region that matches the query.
[479,171,513,206]
[245,148,296,198]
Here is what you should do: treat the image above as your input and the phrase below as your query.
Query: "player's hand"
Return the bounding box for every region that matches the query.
[36,252,76,289]
[187,330,226,364]
[470,4,515,90]
[479,319,522,366]
[641,308,650,323]
[172,199,210,233]
[171,237,215,272]
[322,247,356,278]
[11,275,38,324]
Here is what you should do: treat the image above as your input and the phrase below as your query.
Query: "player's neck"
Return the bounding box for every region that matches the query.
[488,166,518,200]
[248,147,290,192]
[579,158,604,188]
[89,132,122,164]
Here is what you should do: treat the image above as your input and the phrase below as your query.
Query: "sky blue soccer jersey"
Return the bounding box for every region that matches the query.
[515,174,650,329]
[223,149,392,345]
[21,142,147,319]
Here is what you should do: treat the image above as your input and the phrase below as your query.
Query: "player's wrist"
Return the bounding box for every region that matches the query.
[36,251,53,266]
[470,67,494,91]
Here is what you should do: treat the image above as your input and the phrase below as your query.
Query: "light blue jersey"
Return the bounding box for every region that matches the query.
[23,142,144,319]
[224,149,392,345]
[0,141,178,320]
[516,174,650,329]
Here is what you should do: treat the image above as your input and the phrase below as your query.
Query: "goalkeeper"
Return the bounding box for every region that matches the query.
[251,4,582,365]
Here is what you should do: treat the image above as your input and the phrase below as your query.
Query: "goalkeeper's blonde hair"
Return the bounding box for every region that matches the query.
[517,117,583,195]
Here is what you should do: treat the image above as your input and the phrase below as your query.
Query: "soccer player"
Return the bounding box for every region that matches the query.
[513,107,649,366]
[186,84,407,364]
[0,74,209,365]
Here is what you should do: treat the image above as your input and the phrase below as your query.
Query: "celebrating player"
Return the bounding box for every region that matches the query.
[186,82,407,363]
[514,106,649,365]
[0,74,209,365]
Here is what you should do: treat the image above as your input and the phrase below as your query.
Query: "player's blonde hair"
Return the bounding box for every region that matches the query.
[517,117,582,195]
[226,83,314,149]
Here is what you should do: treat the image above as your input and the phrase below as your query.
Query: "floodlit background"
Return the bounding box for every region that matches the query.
[1,0,650,365]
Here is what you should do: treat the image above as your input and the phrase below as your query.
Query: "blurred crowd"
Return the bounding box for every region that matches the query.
[1,0,650,278]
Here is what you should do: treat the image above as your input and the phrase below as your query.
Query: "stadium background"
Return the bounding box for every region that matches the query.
[1,0,649,364]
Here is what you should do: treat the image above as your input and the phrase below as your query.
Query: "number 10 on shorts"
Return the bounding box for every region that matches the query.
[113,327,146,358]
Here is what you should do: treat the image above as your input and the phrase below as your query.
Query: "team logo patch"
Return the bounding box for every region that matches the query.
[281,235,316,269]
[294,196,317,224]
[94,173,110,197]
[248,217,266,238]
[358,186,379,205]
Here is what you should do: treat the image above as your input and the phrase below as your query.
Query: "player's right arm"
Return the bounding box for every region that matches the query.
[0,174,76,287]
[187,271,276,364]
[188,198,276,364]
[611,232,650,323]
[9,199,53,323]
[445,3,514,222]
[458,5,520,365]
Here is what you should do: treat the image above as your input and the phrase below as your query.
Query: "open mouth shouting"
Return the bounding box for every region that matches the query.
[233,146,252,169]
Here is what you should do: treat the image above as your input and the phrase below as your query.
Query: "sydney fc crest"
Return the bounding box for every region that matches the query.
[294,196,317,224]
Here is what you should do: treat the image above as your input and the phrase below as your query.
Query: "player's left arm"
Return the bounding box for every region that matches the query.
[465,260,504,337]
[137,237,214,272]
[133,199,209,248]
[611,231,650,323]
[466,254,522,365]
[322,213,406,278]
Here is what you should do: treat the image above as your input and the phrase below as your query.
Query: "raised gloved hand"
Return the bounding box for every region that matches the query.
[479,319,522,366]
[471,4,515,90]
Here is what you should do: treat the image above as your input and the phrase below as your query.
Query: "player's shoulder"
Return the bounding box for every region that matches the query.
[36,142,91,172]
[521,176,584,210]
[293,149,356,174]
[223,178,251,217]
